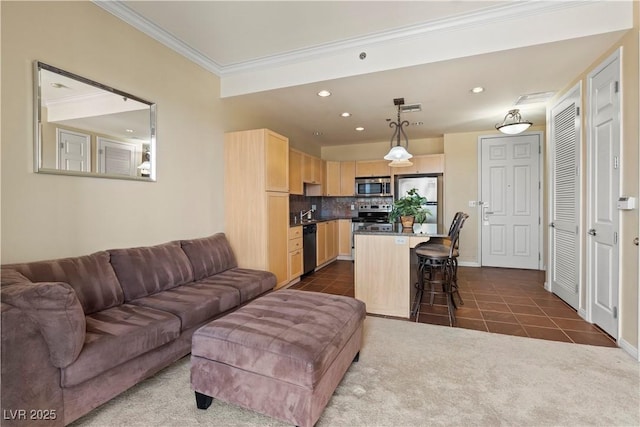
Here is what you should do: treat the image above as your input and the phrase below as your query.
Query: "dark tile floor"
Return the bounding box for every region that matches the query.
[289,260,617,348]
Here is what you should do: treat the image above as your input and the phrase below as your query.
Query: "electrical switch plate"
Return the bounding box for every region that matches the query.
[311,204,316,211]
[350,204,355,210]
[469,201,476,208]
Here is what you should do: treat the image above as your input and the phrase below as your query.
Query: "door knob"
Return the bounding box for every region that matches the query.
[588,228,596,236]
[634,237,639,246]
[550,222,555,228]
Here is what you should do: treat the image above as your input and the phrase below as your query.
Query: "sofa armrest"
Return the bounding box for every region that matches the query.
[1,282,85,368]
[1,302,64,426]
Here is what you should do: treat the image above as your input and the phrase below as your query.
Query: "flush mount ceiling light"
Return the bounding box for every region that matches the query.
[471,86,484,94]
[495,109,532,135]
[355,127,364,132]
[317,90,331,97]
[384,98,413,167]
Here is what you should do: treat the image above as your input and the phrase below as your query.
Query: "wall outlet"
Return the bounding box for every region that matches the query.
[350,204,355,210]
[469,200,477,208]
[311,204,316,211]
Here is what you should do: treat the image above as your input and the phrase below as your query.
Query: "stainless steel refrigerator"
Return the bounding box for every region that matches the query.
[395,175,442,233]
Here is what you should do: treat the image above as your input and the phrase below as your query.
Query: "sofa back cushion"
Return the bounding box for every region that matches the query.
[1,281,86,368]
[180,233,238,281]
[109,241,194,301]
[1,269,31,287]
[4,252,123,314]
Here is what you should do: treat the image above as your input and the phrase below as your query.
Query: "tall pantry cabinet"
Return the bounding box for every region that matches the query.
[224,129,290,288]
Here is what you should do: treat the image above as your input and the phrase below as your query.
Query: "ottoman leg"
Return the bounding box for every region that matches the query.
[352,351,360,363]
[195,391,213,410]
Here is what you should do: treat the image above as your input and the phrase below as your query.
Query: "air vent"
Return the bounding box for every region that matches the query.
[515,91,555,105]
[400,103,422,113]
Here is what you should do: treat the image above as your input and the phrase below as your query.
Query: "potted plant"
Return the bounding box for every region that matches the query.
[389,188,430,229]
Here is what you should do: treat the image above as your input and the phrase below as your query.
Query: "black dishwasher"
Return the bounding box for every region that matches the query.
[302,224,317,275]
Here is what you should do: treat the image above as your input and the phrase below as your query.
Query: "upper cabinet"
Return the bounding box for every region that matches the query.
[355,160,390,177]
[302,153,322,184]
[265,130,289,192]
[289,149,303,195]
[394,154,445,175]
[324,160,355,196]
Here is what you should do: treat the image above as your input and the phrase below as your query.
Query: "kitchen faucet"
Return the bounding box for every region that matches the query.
[300,208,314,221]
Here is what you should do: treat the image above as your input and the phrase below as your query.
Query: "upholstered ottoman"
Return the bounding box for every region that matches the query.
[190,289,366,427]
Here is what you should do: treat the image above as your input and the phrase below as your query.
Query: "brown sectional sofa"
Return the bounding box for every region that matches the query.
[0,233,276,426]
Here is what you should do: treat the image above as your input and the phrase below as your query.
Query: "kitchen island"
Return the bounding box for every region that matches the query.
[354,226,434,318]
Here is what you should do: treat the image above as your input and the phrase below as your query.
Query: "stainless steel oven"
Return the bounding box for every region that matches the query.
[355,177,392,197]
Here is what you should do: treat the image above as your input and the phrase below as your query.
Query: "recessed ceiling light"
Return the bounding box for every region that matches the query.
[340,112,351,118]
[355,127,365,132]
[471,86,484,94]
[313,131,323,136]
[317,90,331,97]
[411,121,424,126]
[125,129,134,133]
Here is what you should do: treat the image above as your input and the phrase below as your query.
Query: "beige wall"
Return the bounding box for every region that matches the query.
[1,1,225,263]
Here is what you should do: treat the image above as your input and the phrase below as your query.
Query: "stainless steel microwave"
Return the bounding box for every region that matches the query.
[355,177,392,197]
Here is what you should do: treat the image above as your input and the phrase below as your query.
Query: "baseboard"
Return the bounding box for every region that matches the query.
[544,281,551,292]
[337,255,353,261]
[578,307,587,319]
[458,261,481,267]
[618,338,639,361]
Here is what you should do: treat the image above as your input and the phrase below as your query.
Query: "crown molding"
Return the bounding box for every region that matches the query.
[93,0,583,78]
[93,0,223,75]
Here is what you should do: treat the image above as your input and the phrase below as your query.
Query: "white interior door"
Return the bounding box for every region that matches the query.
[587,50,620,338]
[549,84,581,310]
[57,128,91,172]
[97,137,137,176]
[480,133,541,269]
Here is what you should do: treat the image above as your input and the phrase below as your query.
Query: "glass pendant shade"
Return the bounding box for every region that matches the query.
[384,145,413,161]
[388,158,413,167]
[496,109,532,135]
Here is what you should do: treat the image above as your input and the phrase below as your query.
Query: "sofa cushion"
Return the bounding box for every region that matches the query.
[61,304,180,387]
[1,281,86,368]
[194,268,276,304]
[4,252,123,314]
[180,233,237,281]
[109,241,194,301]
[1,269,31,287]
[130,282,240,330]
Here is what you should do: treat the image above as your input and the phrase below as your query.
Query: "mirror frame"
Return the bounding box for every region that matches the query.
[33,61,157,181]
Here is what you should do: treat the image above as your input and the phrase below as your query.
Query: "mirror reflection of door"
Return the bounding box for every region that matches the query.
[57,128,91,172]
[97,137,136,176]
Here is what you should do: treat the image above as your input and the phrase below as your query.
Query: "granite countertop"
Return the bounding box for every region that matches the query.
[354,223,446,237]
[289,216,353,227]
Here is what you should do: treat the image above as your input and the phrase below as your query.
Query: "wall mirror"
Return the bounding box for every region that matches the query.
[34,61,156,181]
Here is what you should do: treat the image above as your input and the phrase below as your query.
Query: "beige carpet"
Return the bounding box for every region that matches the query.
[73,316,639,427]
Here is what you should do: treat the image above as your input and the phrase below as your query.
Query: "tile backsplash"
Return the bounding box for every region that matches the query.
[289,194,393,222]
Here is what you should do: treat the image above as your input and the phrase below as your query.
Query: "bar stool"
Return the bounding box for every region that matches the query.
[412,213,468,326]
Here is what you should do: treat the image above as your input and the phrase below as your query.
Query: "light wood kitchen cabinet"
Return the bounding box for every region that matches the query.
[391,154,445,175]
[355,160,390,177]
[324,161,341,196]
[340,161,356,196]
[316,221,327,266]
[338,219,352,257]
[302,153,322,184]
[289,149,303,195]
[288,226,303,280]
[317,220,339,266]
[224,129,290,288]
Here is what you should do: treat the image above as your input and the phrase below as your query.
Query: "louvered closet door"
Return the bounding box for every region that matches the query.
[550,85,581,310]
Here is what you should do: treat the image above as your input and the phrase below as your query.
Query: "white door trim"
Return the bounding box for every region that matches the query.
[476,131,544,270]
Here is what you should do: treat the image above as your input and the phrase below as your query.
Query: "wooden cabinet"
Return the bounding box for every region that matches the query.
[289,149,303,195]
[316,222,327,266]
[324,161,341,196]
[224,129,290,288]
[338,219,352,257]
[340,161,356,196]
[302,153,322,184]
[317,220,339,266]
[324,161,356,196]
[391,154,444,175]
[356,160,390,177]
[288,226,303,280]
